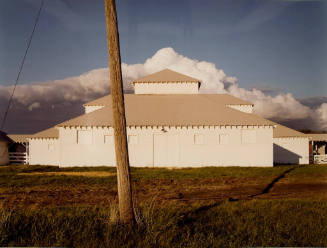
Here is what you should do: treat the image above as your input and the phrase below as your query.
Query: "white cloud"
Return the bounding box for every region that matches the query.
[228,86,311,120]
[315,103,327,130]
[10,68,110,106]
[0,47,326,132]
[123,47,313,122]
[121,47,231,93]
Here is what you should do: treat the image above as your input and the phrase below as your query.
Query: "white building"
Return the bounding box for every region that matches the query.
[18,69,309,167]
[273,124,309,164]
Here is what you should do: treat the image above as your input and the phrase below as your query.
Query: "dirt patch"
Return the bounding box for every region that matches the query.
[0,177,271,208]
[17,171,116,177]
[1,168,327,208]
[0,187,117,207]
[264,174,327,199]
[258,181,327,200]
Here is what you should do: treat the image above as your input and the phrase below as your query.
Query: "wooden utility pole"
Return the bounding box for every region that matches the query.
[104,0,135,224]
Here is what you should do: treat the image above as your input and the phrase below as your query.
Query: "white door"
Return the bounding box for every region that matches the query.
[153,134,179,167]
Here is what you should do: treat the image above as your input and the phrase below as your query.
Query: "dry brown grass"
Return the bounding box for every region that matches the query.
[17,171,116,177]
[1,165,327,247]
[1,165,326,209]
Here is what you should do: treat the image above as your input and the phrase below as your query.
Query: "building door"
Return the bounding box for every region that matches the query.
[153,134,179,167]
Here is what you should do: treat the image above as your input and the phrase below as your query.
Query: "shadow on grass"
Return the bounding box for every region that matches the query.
[177,166,300,227]
[252,165,300,196]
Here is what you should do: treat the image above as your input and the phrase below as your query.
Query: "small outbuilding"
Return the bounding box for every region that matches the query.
[0,131,10,165]
[7,134,34,164]
[307,133,327,164]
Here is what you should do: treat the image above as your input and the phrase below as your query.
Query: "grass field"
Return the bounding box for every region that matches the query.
[1,164,327,247]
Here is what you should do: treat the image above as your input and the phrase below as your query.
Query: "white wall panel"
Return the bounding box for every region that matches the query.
[52,126,273,167]
[273,137,309,164]
[29,139,59,165]
[134,82,199,94]
[84,105,104,114]
[227,105,253,113]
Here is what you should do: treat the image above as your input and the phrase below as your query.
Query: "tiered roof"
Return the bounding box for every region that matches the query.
[60,94,271,127]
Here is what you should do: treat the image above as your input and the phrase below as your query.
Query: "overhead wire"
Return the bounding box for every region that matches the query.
[1,0,44,130]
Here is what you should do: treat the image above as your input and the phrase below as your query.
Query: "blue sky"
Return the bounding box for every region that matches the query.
[0,0,326,98]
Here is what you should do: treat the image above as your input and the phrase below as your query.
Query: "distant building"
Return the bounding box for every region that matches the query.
[0,131,10,165]
[307,133,327,164]
[10,69,311,167]
[7,134,32,164]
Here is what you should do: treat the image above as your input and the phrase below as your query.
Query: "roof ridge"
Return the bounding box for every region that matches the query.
[133,68,201,83]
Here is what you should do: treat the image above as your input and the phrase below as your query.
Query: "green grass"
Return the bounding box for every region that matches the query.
[0,164,294,189]
[1,200,326,247]
[1,164,326,247]
[1,164,295,177]
[131,165,294,180]
[288,164,327,176]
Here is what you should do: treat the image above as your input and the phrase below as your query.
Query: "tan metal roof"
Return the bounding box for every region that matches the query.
[30,127,59,139]
[83,95,108,106]
[133,69,201,84]
[306,133,327,141]
[7,134,33,143]
[273,124,307,138]
[59,94,272,127]
[84,94,253,107]
[9,128,59,141]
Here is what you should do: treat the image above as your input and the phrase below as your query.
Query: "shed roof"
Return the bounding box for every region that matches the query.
[7,134,33,143]
[306,133,327,141]
[84,94,253,107]
[30,127,59,139]
[133,69,200,84]
[60,94,272,127]
[273,124,307,138]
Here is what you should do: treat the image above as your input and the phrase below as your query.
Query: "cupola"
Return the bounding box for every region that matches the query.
[133,69,201,94]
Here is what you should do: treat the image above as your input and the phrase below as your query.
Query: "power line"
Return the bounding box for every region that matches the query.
[1,0,44,131]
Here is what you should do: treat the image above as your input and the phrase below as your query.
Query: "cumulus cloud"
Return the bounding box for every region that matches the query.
[298,96,327,109]
[228,86,311,120]
[315,103,327,130]
[0,47,326,133]
[123,47,319,125]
